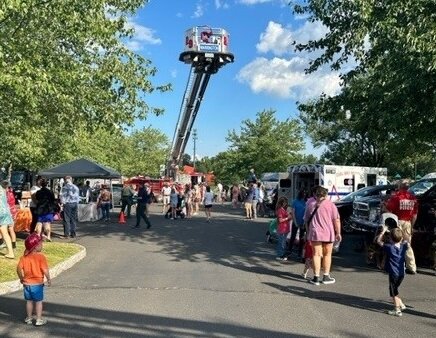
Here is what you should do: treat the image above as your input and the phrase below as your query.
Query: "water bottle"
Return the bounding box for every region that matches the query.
[333,240,341,253]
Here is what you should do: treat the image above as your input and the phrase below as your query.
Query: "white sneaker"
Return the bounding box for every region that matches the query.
[35,318,47,326]
[387,309,402,317]
[24,317,33,325]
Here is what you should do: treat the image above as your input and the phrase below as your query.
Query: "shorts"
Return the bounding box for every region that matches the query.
[37,213,54,223]
[389,274,404,297]
[204,205,212,209]
[24,284,44,302]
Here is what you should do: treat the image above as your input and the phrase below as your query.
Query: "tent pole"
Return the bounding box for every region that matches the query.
[109,179,114,211]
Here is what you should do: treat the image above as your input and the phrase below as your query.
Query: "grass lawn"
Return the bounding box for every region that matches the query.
[0,238,82,284]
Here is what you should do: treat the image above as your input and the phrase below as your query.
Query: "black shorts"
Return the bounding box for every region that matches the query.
[204,205,212,209]
[389,274,404,297]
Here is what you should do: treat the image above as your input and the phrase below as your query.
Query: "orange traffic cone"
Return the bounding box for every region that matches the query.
[118,211,126,224]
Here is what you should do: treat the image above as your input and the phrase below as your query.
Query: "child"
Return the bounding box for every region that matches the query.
[376,227,408,317]
[16,233,51,326]
[302,240,314,279]
[275,197,291,261]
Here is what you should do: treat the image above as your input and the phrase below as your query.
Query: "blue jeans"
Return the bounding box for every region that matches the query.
[101,202,111,220]
[276,232,288,257]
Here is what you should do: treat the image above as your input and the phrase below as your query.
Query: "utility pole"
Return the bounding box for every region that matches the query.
[193,129,197,171]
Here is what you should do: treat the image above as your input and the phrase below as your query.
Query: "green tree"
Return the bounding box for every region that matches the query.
[0,0,171,171]
[292,0,436,165]
[215,110,305,182]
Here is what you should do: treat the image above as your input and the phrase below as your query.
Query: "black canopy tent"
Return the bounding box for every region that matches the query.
[39,158,121,209]
[38,158,121,179]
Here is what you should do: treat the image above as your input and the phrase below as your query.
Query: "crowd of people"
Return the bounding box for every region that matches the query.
[269,179,421,317]
[2,170,424,323]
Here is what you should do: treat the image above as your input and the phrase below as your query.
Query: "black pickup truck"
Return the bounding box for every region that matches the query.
[350,178,436,268]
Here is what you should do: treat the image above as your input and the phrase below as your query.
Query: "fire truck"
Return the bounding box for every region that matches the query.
[167,26,234,179]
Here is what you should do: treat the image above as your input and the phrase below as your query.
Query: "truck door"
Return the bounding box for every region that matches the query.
[277,178,292,203]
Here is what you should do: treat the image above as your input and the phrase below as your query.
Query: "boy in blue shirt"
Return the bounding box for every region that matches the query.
[377,225,408,317]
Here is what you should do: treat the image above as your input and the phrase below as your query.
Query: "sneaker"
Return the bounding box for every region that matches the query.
[309,276,320,286]
[146,223,152,229]
[387,309,402,317]
[301,273,308,279]
[35,318,47,326]
[24,317,33,325]
[400,303,407,311]
[322,275,336,285]
[275,256,288,261]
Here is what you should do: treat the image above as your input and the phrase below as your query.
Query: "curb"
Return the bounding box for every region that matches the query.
[0,245,87,296]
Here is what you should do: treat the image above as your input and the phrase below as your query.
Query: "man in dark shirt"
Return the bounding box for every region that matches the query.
[133,182,152,229]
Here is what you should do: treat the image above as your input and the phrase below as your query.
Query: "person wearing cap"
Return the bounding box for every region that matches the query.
[0,180,15,259]
[385,179,418,274]
[17,233,51,326]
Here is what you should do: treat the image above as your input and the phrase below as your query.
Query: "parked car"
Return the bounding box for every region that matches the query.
[350,178,436,268]
[335,184,396,233]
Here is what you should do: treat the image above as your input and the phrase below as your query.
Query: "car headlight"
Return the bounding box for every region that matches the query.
[369,207,380,222]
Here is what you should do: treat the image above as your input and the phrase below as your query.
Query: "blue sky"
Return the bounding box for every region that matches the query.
[127,0,340,159]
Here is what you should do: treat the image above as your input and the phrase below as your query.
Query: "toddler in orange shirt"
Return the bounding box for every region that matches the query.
[16,233,51,326]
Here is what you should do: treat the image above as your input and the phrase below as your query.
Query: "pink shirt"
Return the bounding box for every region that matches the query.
[276,207,290,234]
[305,199,339,242]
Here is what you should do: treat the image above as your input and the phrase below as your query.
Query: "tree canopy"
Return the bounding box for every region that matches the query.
[209,110,306,183]
[292,0,436,175]
[0,0,171,173]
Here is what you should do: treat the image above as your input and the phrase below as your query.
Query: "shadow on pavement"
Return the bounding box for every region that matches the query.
[0,297,315,338]
[262,282,436,321]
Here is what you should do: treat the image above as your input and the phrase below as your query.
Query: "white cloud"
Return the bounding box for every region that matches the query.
[125,20,161,51]
[257,21,328,56]
[192,3,204,18]
[256,21,294,56]
[215,0,229,9]
[238,20,341,101]
[237,57,341,101]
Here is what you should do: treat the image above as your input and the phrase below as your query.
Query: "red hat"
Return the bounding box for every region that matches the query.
[24,233,42,255]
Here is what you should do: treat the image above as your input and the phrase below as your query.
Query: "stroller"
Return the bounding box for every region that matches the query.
[164,196,186,219]
[266,218,278,243]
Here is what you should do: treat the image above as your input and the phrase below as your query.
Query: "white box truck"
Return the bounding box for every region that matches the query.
[278,164,388,202]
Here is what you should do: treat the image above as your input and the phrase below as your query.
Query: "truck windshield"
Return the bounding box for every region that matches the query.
[409,179,436,196]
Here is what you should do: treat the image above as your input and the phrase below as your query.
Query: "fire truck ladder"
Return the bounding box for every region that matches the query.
[167,51,234,178]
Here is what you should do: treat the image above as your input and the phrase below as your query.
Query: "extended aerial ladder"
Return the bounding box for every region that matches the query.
[167,26,234,179]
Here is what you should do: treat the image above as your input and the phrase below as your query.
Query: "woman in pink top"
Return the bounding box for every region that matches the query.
[304,186,341,285]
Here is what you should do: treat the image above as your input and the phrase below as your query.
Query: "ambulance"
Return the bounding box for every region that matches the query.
[278,164,388,202]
